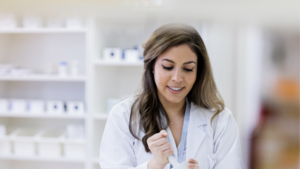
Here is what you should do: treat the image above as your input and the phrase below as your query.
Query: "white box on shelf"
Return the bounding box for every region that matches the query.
[70,60,79,76]
[28,100,45,113]
[0,125,10,155]
[46,101,64,114]
[46,16,64,28]
[63,138,85,158]
[58,62,68,77]
[0,99,8,112]
[65,16,83,29]
[10,128,39,156]
[36,130,64,158]
[0,64,12,76]
[103,48,122,62]
[22,14,43,28]
[0,136,11,155]
[10,99,27,113]
[124,49,140,63]
[67,101,84,114]
[0,125,6,136]
[66,124,85,139]
[0,12,18,28]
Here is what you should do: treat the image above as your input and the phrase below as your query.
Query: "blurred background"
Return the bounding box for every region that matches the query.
[0,0,298,169]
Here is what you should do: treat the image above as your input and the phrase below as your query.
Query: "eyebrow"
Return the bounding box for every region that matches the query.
[162,59,196,65]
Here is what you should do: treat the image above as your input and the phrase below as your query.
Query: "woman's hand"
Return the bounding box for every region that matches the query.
[147,130,174,169]
[187,158,199,169]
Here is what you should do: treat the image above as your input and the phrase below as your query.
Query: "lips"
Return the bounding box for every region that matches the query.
[167,86,184,94]
[168,86,183,91]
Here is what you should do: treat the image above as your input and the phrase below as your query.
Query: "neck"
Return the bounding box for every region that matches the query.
[159,95,186,121]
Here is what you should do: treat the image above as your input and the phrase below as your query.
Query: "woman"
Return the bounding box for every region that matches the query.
[99,24,243,169]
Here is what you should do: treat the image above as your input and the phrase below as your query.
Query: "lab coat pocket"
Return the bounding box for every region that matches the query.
[204,154,216,169]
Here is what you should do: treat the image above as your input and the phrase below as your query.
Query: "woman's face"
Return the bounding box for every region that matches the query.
[153,44,197,105]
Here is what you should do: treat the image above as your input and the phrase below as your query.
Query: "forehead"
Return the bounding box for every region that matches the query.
[157,44,197,63]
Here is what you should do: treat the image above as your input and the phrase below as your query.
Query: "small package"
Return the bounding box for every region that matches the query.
[28,100,45,113]
[36,130,64,157]
[0,12,18,28]
[63,138,85,158]
[10,128,39,156]
[46,101,64,114]
[0,125,11,155]
[10,99,27,113]
[46,16,64,28]
[103,48,122,62]
[64,125,85,158]
[70,60,79,76]
[22,14,43,28]
[124,49,139,63]
[66,124,85,139]
[0,99,8,112]
[67,101,84,114]
[0,125,6,136]
[58,62,68,77]
[65,16,83,29]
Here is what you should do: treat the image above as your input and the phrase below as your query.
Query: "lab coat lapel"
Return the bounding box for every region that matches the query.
[186,102,207,159]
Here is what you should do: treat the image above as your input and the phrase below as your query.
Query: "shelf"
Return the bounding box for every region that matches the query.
[0,75,86,82]
[94,60,143,66]
[93,114,108,120]
[0,113,86,119]
[0,28,87,34]
[0,154,85,163]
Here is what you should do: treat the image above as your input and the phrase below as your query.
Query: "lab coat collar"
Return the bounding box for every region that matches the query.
[186,102,208,159]
[190,102,208,127]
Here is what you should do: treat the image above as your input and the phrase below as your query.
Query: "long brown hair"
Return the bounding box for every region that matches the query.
[129,23,225,152]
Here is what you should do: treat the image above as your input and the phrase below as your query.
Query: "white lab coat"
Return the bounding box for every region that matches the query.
[99,97,244,169]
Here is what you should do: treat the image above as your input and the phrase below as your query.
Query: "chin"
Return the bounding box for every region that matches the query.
[165,95,185,104]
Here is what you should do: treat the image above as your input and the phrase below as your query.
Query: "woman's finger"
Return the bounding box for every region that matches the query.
[147,130,168,143]
[188,158,198,164]
[151,137,168,146]
[156,142,172,152]
[187,163,199,169]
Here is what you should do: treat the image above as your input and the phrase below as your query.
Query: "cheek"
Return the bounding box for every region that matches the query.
[186,73,197,87]
[154,68,169,88]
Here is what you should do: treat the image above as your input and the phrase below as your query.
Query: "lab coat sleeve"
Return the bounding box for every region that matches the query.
[99,103,149,169]
[213,108,244,169]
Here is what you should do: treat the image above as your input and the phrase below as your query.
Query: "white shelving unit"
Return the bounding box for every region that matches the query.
[0,21,90,169]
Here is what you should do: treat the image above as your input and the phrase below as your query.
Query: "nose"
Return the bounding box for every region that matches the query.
[171,68,183,83]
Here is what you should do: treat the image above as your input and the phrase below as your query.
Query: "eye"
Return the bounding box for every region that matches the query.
[162,65,173,70]
[184,68,194,72]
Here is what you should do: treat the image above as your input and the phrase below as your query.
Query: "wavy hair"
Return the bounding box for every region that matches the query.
[129,23,225,152]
